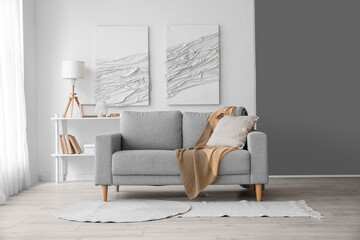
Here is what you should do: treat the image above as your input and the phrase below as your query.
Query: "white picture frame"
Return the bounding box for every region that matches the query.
[80,104,96,118]
[166,25,220,105]
[95,26,149,106]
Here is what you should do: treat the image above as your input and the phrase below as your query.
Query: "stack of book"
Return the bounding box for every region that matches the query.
[59,134,82,154]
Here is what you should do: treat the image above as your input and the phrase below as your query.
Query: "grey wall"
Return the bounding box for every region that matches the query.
[256,0,360,175]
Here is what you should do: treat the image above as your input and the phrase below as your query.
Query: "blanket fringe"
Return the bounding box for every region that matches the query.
[293,200,324,219]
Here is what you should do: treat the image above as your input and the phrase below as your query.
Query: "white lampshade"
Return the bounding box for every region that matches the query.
[62,61,85,79]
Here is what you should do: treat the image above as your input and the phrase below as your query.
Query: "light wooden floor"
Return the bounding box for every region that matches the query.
[0,178,359,240]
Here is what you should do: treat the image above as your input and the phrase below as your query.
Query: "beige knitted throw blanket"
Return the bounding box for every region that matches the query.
[175,106,238,199]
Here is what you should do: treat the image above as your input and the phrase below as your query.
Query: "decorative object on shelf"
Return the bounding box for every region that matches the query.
[59,134,82,154]
[166,25,220,105]
[95,101,108,118]
[95,26,149,106]
[80,104,97,118]
[62,61,85,117]
[108,113,120,117]
[84,144,95,154]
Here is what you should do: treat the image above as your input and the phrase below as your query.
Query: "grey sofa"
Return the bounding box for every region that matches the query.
[95,107,268,202]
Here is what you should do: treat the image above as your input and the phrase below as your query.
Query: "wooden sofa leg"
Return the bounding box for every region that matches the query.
[250,184,255,191]
[115,185,119,192]
[102,185,108,202]
[255,184,262,202]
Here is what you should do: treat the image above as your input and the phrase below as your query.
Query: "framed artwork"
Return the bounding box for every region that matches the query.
[166,25,220,105]
[95,26,149,106]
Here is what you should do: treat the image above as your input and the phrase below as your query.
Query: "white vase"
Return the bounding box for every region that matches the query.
[95,101,108,117]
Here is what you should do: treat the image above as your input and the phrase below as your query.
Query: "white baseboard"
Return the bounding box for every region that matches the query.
[270,175,360,178]
[39,174,54,182]
[30,174,39,185]
[65,174,94,181]
[38,174,360,182]
[39,174,94,182]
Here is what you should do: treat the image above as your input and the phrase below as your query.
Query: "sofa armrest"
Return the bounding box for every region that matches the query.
[247,131,268,184]
[95,133,121,186]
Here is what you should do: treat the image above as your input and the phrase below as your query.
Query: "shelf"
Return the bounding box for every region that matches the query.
[51,117,120,120]
[52,113,120,183]
[51,153,94,157]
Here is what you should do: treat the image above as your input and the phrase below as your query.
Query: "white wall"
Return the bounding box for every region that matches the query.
[23,0,39,184]
[32,0,256,181]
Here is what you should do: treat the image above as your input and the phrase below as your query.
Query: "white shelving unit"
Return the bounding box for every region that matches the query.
[51,114,121,183]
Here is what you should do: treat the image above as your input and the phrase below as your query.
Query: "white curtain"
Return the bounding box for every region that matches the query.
[0,0,30,205]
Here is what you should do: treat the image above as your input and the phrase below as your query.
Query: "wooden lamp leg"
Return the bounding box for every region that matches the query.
[63,97,72,117]
[115,185,119,192]
[102,185,108,202]
[255,184,262,202]
[70,97,75,117]
[63,81,80,118]
[74,97,83,116]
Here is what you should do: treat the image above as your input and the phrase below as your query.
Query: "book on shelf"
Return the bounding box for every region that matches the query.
[69,135,83,154]
[59,134,82,154]
[59,135,68,154]
[64,135,75,154]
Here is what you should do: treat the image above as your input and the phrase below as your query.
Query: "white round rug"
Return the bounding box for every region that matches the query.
[54,200,191,223]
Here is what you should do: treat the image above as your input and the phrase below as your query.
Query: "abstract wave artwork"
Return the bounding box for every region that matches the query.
[166,25,220,105]
[95,26,149,106]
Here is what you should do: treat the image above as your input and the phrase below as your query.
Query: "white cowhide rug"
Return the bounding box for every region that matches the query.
[55,200,323,223]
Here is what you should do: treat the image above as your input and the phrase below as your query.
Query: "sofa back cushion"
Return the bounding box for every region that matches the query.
[182,112,211,148]
[120,111,182,150]
[182,106,248,148]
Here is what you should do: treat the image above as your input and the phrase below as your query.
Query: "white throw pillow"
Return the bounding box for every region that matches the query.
[206,115,259,148]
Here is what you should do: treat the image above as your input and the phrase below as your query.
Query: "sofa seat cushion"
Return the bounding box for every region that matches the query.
[112,150,250,176]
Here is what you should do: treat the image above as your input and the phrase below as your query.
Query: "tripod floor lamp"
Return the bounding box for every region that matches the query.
[62,61,85,118]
